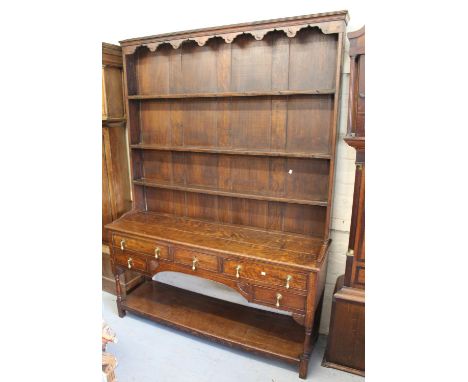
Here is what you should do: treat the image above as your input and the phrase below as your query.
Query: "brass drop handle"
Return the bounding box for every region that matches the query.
[285,275,292,289]
[192,257,198,271]
[120,239,126,251]
[127,257,133,269]
[235,265,242,278]
[154,247,161,259]
[276,293,282,308]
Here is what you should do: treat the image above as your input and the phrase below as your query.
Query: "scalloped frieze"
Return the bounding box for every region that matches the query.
[219,32,243,44]
[145,42,162,52]
[281,25,304,38]
[190,36,210,46]
[251,28,274,40]
[169,39,184,49]
[317,20,345,34]
[122,45,138,55]
[121,20,345,55]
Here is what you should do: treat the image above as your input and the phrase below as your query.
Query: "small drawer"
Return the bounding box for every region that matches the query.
[113,234,170,260]
[173,248,218,272]
[114,252,147,272]
[223,259,307,291]
[253,286,306,312]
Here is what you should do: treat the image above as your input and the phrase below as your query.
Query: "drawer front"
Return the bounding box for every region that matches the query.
[253,286,306,312]
[223,259,307,291]
[113,234,170,260]
[173,248,218,272]
[114,252,147,272]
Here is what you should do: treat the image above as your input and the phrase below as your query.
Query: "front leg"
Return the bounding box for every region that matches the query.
[111,261,126,318]
[114,270,126,317]
[299,328,312,379]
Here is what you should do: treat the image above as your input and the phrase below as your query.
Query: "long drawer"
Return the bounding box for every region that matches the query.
[252,285,306,312]
[223,259,308,291]
[113,234,170,260]
[173,247,219,272]
[114,251,148,272]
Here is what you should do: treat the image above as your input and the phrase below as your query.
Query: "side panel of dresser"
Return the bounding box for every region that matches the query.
[102,42,142,294]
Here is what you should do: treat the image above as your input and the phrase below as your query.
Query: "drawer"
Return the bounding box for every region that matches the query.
[114,252,147,272]
[253,286,306,312]
[223,259,307,291]
[173,248,218,272]
[113,234,170,260]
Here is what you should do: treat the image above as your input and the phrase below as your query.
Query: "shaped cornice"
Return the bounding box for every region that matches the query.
[121,10,348,55]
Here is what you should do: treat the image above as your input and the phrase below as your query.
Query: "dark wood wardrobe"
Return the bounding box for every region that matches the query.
[102,42,142,294]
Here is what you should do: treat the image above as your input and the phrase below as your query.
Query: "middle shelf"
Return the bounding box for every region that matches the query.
[133,178,328,207]
[130,144,331,159]
[127,88,336,100]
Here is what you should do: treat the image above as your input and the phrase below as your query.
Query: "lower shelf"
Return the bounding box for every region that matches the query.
[122,280,305,364]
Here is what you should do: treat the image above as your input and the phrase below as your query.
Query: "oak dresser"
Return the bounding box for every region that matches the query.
[106,11,348,378]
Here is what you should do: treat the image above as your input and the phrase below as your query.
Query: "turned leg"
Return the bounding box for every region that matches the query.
[299,328,313,379]
[114,270,126,318]
[299,291,324,378]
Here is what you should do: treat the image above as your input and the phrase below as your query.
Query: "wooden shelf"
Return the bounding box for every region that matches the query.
[128,89,335,100]
[130,144,331,159]
[133,178,328,207]
[123,280,305,364]
[102,117,126,123]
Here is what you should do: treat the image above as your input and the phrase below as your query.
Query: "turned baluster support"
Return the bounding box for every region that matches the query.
[113,267,127,318]
[298,327,313,378]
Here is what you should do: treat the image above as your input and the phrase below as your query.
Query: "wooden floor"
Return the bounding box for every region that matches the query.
[108,211,325,269]
[123,280,305,363]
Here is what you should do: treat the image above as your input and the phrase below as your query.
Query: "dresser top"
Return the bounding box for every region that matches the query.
[106,211,329,271]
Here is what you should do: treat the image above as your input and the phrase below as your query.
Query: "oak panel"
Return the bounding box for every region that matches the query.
[139,101,172,145]
[182,40,219,93]
[136,45,171,94]
[231,34,272,92]
[286,96,333,154]
[289,28,338,90]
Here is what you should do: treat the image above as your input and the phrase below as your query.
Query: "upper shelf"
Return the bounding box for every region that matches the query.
[133,178,328,207]
[128,89,335,100]
[130,144,331,159]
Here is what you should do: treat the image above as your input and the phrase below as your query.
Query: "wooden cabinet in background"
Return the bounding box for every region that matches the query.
[106,11,349,379]
[102,42,142,294]
[323,26,365,376]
